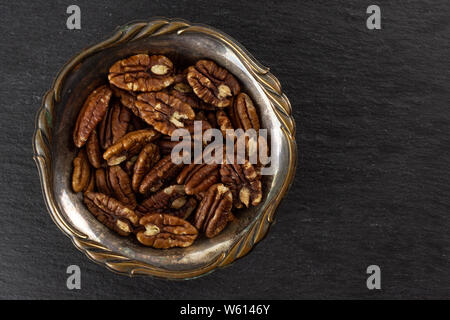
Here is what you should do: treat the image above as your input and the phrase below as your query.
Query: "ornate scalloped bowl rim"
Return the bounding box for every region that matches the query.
[32,18,297,279]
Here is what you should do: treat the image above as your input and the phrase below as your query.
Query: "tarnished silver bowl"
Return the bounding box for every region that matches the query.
[33,18,296,279]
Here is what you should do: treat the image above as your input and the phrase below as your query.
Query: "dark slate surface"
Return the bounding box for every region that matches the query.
[1,0,449,299]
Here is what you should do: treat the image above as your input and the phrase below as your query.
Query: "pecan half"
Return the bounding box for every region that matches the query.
[194,183,234,238]
[187,60,240,108]
[95,168,112,195]
[85,169,96,193]
[72,149,92,193]
[177,163,220,195]
[133,92,195,135]
[136,213,198,248]
[131,143,160,192]
[170,74,215,111]
[103,129,159,166]
[216,109,235,140]
[84,192,139,236]
[220,160,262,208]
[227,94,266,164]
[108,54,174,92]
[137,185,197,219]
[108,165,137,209]
[170,87,215,111]
[98,99,131,149]
[73,85,112,148]
[86,129,102,168]
[138,155,184,195]
[232,93,260,131]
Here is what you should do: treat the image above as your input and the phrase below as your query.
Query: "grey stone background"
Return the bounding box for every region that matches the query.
[1,0,449,299]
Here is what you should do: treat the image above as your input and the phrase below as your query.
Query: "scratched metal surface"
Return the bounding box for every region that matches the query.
[0,0,449,299]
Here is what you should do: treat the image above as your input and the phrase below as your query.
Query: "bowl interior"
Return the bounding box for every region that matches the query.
[52,31,287,271]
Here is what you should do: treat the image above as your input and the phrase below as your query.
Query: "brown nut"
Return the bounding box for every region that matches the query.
[95,168,112,195]
[231,92,260,131]
[108,54,174,92]
[108,165,137,209]
[136,213,198,249]
[194,183,234,238]
[85,129,102,168]
[138,155,184,195]
[137,185,197,219]
[72,149,92,193]
[216,109,235,140]
[131,143,160,192]
[103,129,159,166]
[84,192,139,236]
[170,87,215,111]
[177,163,220,195]
[186,60,240,108]
[98,99,131,149]
[134,92,195,136]
[170,74,216,111]
[85,169,96,193]
[227,94,267,166]
[73,85,112,148]
[220,160,262,209]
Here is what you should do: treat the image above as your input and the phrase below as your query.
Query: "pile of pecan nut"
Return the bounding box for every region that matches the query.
[71,54,265,249]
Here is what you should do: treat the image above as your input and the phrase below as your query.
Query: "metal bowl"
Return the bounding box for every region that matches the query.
[32,18,296,279]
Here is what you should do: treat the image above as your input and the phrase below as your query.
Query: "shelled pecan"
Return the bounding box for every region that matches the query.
[131,143,160,192]
[108,165,137,209]
[108,54,174,92]
[177,163,220,195]
[133,92,195,135]
[194,183,234,238]
[84,192,139,236]
[98,100,131,149]
[170,72,215,110]
[230,93,260,131]
[85,129,102,169]
[220,160,262,209]
[103,129,159,166]
[95,168,112,195]
[72,149,92,193]
[138,155,184,195]
[136,213,198,248]
[137,185,197,219]
[73,85,112,148]
[216,109,235,140]
[187,60,240,107]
